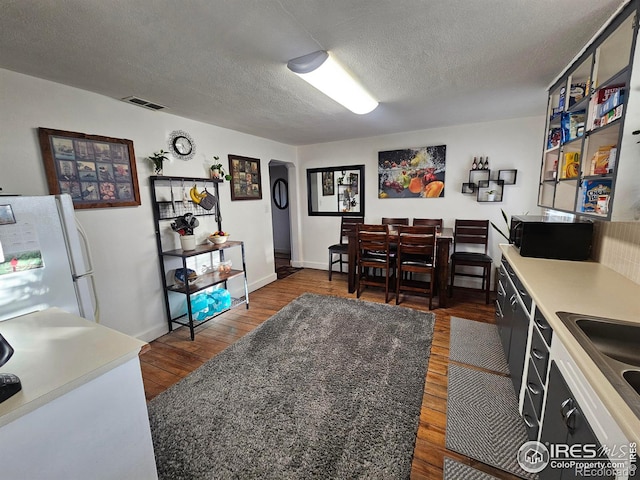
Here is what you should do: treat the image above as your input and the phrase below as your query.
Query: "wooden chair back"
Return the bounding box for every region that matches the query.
[381,217,409,227]
[397,225,437,259]
[339,216,364,244]
[412,218,443,231]
[453,219,490,253]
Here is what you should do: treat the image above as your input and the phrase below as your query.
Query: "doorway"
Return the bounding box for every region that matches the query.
[268,161,300,279]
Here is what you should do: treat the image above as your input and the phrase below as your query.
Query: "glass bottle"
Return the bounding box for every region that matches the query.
[472,157,478,170]
[483,156,489,170]
[478,157,484,170]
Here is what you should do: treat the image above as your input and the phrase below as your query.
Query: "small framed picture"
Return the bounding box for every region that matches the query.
[229,154,262,201]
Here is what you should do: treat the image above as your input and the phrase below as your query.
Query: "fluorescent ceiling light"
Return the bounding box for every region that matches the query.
[287,50,378,115]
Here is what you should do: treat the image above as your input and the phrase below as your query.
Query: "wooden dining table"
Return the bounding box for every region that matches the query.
[346,226,454,307]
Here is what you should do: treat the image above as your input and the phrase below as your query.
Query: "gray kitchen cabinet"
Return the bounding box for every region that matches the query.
[496,256,530,394]
[539,362,613,480]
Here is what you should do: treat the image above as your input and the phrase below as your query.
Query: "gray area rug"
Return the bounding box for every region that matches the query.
[449,317,509,374]
[446,364,535,479]
[148,293,435,479]
[443,457,499,480]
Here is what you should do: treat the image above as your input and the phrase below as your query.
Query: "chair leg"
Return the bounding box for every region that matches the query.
[449,261,455,297]
[485,264,490,304]
[328,251,333,281]
[395,265,401,305]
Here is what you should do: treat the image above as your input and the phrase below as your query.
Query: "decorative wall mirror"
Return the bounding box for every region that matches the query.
[272,178,288,210]
[307,165,365,216]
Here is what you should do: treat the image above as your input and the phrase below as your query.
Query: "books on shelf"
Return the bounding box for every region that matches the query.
[581,179,612,214]
[562,152,580,179]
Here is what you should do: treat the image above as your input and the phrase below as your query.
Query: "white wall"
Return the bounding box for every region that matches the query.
[0,68,297,340]
[296,117,545,286]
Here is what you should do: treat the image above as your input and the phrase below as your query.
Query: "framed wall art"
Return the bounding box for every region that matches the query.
[37,127,141,209]
[378,145,446,199]
[228,154,262,201]
[322,171,334,196]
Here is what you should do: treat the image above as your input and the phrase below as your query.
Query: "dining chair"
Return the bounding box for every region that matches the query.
[382,217,409,228]
[412,218,443,232]
[328,216,364,281]
[356,224,393,303]
[449,219,493,304]
[395,225,437,309]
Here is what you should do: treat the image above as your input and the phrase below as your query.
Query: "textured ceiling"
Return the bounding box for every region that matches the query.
[0,0,626,145]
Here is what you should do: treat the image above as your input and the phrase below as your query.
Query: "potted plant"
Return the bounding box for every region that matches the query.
[149,149,169,175]
[210,156,231,180]
[171,213,199,250]
[487,189,497,201]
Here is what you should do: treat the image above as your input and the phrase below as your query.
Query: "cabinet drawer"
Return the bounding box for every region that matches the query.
[522,389,540,441]
[526,359,545,420]
[502,257,532,313]
[530,325,550,382]
[533,307,553,345]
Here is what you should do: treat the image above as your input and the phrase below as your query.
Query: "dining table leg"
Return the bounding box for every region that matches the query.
[436,237,451,307]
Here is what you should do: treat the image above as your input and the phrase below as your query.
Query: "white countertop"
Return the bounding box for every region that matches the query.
[500,244,640,444]
[0,308,147,427]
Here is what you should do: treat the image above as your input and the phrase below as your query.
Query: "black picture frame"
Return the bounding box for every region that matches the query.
[228,154,262,201]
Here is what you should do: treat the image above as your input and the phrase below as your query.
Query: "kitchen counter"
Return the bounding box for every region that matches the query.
[0,307,157,479]
[500,244,640,444]
[0,307,146,426]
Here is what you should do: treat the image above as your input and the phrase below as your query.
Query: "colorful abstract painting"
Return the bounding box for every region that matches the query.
[378,145,446,198]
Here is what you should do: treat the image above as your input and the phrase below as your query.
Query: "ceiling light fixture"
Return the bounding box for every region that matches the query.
[287,50,378,115]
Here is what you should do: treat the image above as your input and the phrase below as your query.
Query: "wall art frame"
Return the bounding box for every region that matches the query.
[228,154,262,201]
[322,171,335,196]
[378,145,446,198]
[37,127,141,209]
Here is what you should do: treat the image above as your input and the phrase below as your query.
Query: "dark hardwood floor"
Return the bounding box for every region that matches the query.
[140,268,522,480]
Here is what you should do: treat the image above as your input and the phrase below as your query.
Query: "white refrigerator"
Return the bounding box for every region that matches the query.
[0,194,97,322]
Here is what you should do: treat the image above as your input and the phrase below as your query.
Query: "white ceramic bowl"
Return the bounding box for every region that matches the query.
[208,235,229,245]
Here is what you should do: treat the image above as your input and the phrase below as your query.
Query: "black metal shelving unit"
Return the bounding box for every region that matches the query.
[150,175,249,340]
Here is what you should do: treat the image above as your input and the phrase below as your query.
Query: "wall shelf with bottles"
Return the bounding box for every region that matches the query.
[461,165,517,202]
[538,2,640,220]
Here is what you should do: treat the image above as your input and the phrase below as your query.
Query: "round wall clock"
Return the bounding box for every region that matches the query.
[168,130,196,161]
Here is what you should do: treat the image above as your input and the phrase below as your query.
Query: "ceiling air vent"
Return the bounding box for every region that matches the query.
[122,96,167,111]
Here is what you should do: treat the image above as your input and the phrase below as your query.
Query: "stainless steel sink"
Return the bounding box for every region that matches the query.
[624,370,640,396]
[574,318,640,367]
[556,312,640,418]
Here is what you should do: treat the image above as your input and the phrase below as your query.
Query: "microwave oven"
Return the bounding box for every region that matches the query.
[509,215,593,261]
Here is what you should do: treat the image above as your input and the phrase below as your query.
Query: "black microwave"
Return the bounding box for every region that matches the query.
[509,215,593,261]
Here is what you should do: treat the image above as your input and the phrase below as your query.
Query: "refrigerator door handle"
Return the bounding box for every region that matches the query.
[75,220,95,276]
[75,221,100,323]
